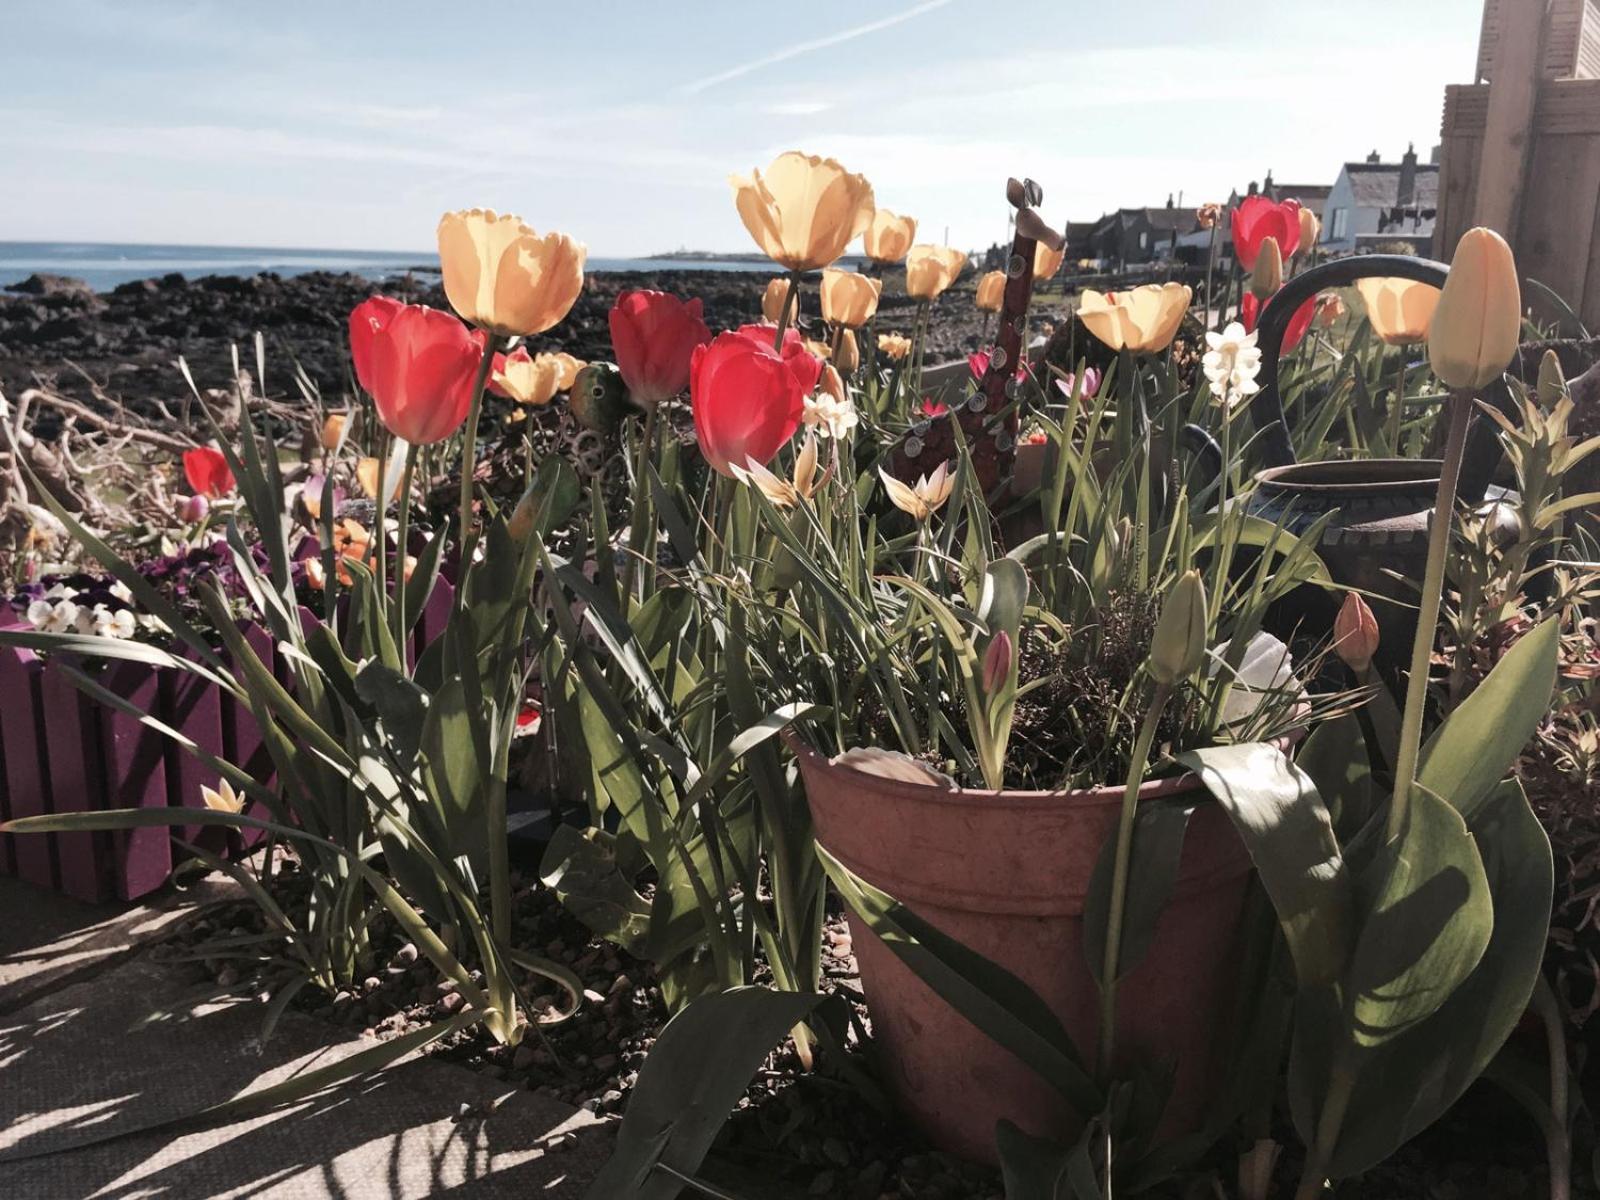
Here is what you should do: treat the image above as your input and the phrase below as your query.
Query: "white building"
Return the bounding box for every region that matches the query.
[1320,145,1439,255]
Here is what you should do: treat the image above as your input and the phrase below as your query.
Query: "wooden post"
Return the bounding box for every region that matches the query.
[1472,0,1552,236]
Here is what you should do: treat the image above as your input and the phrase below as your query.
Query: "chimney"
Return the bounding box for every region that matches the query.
[1247,179,1259,196]
[1263,169,1275,194]
[1398,142,1418,207]
[1366,149,1381,164]
[1166,192,1174,209]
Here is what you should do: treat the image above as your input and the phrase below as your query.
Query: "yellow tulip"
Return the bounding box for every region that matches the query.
[880,462,955,521]
[762,277,791,323]
[820,268,882,328]
[1034,241,1065,282]
[437,209,585,338]
[1077,283,1192,353]
[730,151,875,271]
[1429,227,1521,390]
[321,413,347,451]
[835,328,860,374]
[1249,235,1283,299]
[864,209,917,263]
[878,333,912,361]
[1298,207,1320,256]
[1356,278,1440,345]
[356,456,382,499]
[905,245,968,302]
[545,351,585,391]
[975,270,1007,313]
[1315,292,1348,328]
[494,350,564,407]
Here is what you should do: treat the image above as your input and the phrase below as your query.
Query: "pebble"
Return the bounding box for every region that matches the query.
[439,991,465,1014]
[391,942,419,966]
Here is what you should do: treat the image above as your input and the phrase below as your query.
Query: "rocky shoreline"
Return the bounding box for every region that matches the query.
[0,267,992,419]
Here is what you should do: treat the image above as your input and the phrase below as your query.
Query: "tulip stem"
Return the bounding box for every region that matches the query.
[1098,680,1174,1078]
[375,430,392,613]
[1386,390,1471,843]
[1387,352,1407,454]
[620,401,660,604]
[773,272,801,350]
[457,334,503,595]
[392,441,419,652]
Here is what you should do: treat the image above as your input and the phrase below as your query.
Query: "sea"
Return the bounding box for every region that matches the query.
[0,241,777,293]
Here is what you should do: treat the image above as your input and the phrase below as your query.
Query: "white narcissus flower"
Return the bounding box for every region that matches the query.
[1208,632,1304,727]
[1202,321,1262,411]
[802,390,859,440]
[880,461,955,522]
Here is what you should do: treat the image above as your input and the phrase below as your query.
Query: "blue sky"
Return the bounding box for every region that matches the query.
[4,0,1479,256]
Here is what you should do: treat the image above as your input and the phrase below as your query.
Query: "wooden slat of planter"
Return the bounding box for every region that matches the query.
[39,657,112,902]
[99,660,172,901]
[161,648,227,847]
[228,622,276,850]
[0,635,54,889]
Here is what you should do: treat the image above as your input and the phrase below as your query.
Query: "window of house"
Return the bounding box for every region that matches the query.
[1330,208,1349,240]
[1139,231,1149,249]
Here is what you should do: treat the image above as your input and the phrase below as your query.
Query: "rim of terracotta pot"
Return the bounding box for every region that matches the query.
[1254,458,1443,495]
[784,729,1290,810]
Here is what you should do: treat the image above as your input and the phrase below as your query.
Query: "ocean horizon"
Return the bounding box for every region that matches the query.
[0,240,778,292]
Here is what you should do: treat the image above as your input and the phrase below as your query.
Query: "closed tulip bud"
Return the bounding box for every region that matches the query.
[437,209,586,338]
[863,209,917,264]
[819,268,882,328]
[981,630,1013,695]
[183,446,235,499]
[1333,591,1379,673]
[904,245,968,301]
[1537,347,1567,407]
[177,494,210,524]
[1429,226,1522,391]
[1149,570,1208,685]
[508,482,541,544]
[1314,292,1347,328]
[761,277,791,324]
[1297,207,1320,257]
[321,413,347,451]
[1197,202,1222,231]
[731,151,875,272]
[975,270,1006,313]
[1034,240,1066,282]
[835,327,859,374]
[1249,236,1283,300]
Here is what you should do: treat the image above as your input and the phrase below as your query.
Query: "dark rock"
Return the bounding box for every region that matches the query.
[5,272,93,299]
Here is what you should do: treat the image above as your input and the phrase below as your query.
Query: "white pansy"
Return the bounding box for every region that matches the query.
[801,391,859,440]
[109,581,134,604]
[1202,321,1262,411]
[91,605,137,640]
[1208,632,1303,727]
[28,597,81,634]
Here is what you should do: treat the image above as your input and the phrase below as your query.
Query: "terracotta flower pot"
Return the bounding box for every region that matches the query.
[795,741,1253,1165]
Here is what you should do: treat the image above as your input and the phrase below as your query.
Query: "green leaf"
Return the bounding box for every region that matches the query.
[1343,783,1492,1049]
[1293,714,1374,834]
[540,825,652,958]
[1418,618,1558,823]
[817,844,1101,1117]
[418,676,485,864]
[1176,743,1353,988]
[354,660,429,767]
[1321,780,1551,1177]
[996,1121,1101,1199]
[583,987,824,1200]
[1083,800,1195,986]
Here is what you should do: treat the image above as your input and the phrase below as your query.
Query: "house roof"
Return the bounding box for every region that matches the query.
[1342,163,1439,208]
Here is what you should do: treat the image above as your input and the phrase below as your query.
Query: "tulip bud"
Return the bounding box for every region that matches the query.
[836,328,860,374]
[981,630,1013,695]
[321,413,347,451]
[1149,570,1208,685]
[508,483,541,544]
[1297,207,1320,257]
[1249,236,1283,300]
[1537,347,1566,408]
[1428,226,1522,391]
[177,494,210,524]
[1332,591,1379,673]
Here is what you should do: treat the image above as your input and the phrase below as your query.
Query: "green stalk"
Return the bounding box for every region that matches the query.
[375,430,392,611]
[456,333,503,597]
[1295,1065,1357,1200]
[1387,352,1407,454]
[773,271,801,349]
[1387,393,1471,842]
[620,401,660,604]
[391,441,419,650]
[1097,681,1174,1075]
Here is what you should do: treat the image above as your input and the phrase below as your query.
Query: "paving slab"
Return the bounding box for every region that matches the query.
[0,883,612,1198]
[0,873,243,1014]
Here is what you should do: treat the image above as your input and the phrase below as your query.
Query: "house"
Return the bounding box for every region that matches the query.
[1320,146,1440,254]
[1084,199,1201,268]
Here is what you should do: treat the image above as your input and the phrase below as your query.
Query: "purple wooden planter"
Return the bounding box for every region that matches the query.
[0,575,459,901]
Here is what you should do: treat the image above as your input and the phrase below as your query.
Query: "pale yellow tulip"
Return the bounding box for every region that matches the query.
[905,245,968,302]
[1357,278,1440,345]
[1034,241,1065,282]
[730,151,875,271]
[975,270,1006,313]
[1430,227,1522,390]
[880,461,955,521]
[820,268,882,328]
[835,328,860,374]
[878,333,912,361]
[1077,284,1192,353]
[437,209,585,338]
[864,209,917,263]
[762,277,791,323]
[1298,207,1321,256]
[321,413,347,451]
[495,352,564,407]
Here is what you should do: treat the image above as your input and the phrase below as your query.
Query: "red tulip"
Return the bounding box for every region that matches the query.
[919,397,949,418]
[608,290,712,406]
[691,330,816,476]
[1241,292,1316,353]
[348,298,483,445]
[183,447,234,498]
[1231,196,1302,271]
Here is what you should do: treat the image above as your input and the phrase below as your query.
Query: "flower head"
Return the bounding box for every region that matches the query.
[691,327,820,476]
[819,268,882,328]
[1202,321,1263,411]
[975,270,1006,313]
[732,432,831,509]
[731,151,875,271]
[349,298,482,444]
[1078,284,1191,353]
[878,333,912,361]
[183,446,235,499]
[1357,277,1440,345]
[880,461,955,521]
[905,245,968,301]
[802,382,859,440]
[437,209,585,337]
[863,209,916,264]
[608,289,712,405]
